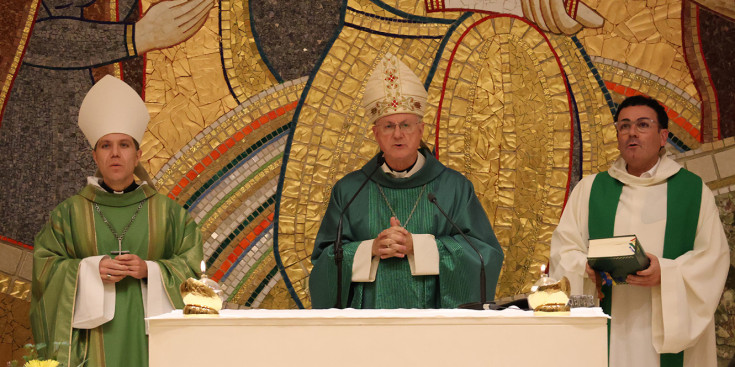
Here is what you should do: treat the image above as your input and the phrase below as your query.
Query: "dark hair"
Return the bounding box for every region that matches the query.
[614,95,668,129]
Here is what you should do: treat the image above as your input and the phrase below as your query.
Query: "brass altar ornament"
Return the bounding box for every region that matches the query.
[180,261,223,315]
[528,268,571,314]
[180,277,223,315]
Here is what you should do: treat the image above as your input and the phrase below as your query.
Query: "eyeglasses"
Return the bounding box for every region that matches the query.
[615,118,658,134]
[375,121,420,135]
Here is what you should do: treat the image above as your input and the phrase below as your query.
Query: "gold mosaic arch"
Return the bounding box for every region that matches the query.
[220,0,279,102]
[576,0,695,95]
[140,0,263,175]
[424,14,573,296]
[151,79,306,310]
[547,34,619,174]
[139,0,306,309]
[573,0,707,149]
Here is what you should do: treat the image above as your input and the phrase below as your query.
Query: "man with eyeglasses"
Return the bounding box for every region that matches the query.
[310,53,504,309]
[549,95,728,367]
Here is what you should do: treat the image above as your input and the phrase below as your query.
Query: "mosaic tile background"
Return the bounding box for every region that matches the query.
[1,0,735,364]
[716,192,735,362]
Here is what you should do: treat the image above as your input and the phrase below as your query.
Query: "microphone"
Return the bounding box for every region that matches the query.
[427,192,494,310]
[333,154,385,308]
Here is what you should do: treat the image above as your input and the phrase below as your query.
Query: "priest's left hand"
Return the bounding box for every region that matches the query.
[115,254,149,279]
[585,263,604,299]
[626,253,661,287]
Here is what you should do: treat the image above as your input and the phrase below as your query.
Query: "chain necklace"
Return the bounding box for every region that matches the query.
[94,199,147,253]
[376,184,426,229]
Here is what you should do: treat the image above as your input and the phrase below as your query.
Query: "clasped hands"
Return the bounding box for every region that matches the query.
[372,217,414,259]
[99,254,148,283]
[585,252,661,299]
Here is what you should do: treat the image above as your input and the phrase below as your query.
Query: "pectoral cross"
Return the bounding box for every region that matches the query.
[111,237,129,256]
[94,200,145,257]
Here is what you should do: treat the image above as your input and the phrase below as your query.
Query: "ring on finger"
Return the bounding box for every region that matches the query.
[106,273,112,279]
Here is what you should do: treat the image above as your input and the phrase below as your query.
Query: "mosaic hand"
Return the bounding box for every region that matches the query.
[135,0,215,53]
[521,0,603,35]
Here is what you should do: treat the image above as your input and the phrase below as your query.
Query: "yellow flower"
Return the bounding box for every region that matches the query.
[24,360,60,367]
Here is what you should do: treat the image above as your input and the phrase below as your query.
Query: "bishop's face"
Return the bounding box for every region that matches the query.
[372,113,424,171]
[92,133,141,191]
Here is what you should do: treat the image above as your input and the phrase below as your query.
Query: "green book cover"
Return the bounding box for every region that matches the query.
[587,235,650,284]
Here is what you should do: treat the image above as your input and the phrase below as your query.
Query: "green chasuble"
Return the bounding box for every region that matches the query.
[30,183,202,367]
[589,169,701,367]
[310,149,504,309]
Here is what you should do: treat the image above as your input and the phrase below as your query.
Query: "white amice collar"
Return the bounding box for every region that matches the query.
[609,151,682,187]
[87,176,148,193]
[381,152,425,178]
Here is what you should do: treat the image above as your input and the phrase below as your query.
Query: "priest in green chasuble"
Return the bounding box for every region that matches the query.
[309,53,504,309]
[30,75,203,367]
[550,95,729,367]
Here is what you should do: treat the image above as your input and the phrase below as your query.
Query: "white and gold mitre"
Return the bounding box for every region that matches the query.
[362,53,427,124]
[78,75,150,147]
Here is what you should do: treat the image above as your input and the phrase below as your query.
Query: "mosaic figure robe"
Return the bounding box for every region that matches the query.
[310,149,504,309]
[30,182,202,367]
[550,155,729,367]
[0,0,138,245]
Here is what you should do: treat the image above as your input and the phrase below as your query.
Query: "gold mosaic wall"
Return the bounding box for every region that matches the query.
[426,14,576,296]
[140,0,731,306]
[3,0,735,361]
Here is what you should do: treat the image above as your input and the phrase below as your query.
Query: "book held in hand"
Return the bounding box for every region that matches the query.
[587,235,650,284]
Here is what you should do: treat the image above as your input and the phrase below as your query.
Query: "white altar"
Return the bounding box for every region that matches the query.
[147,308,608,366]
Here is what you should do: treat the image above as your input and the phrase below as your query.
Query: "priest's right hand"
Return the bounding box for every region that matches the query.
[99,256,127,283]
